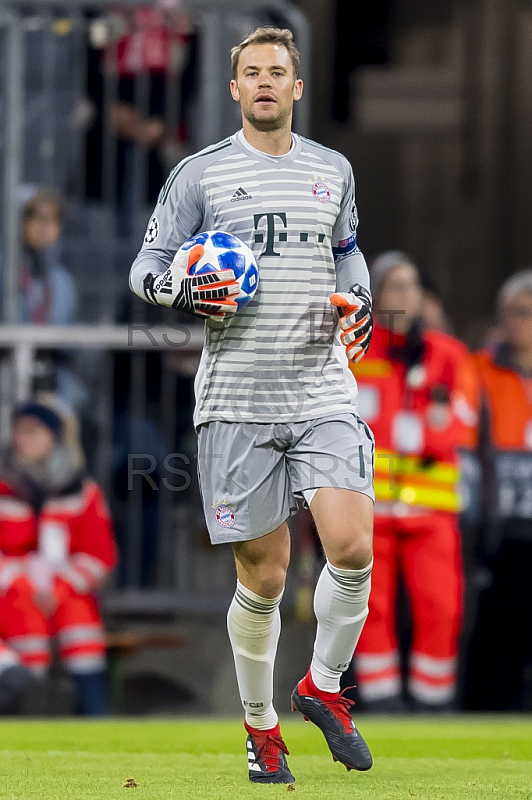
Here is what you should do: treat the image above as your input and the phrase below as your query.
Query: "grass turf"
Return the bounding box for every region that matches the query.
[0,716,530,799]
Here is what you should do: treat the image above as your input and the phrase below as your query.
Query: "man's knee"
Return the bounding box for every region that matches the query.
[232,524,290,598]
[237,557,288,598]
[328,527,373,571]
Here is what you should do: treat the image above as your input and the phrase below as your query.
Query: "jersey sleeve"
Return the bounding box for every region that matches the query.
[332,161,370,293]
[129,161,206,299]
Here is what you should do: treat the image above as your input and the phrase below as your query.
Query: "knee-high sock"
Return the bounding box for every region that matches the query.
[311,559,373,693]
[227,580,283,730]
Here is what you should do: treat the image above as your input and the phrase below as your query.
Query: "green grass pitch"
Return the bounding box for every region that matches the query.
[0,716,530,799]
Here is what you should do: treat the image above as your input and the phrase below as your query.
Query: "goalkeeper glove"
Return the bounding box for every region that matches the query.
[330,284,373,364]
[143,244,240,318]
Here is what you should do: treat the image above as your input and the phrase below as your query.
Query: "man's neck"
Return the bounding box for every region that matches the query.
[240,120,293,156]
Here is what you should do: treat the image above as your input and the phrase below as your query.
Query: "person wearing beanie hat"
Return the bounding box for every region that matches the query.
[348,252,478,712]
[0,401,117,715]
[13,402,63,438]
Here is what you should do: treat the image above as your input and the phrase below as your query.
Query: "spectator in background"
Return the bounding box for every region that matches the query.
[85,5,196,235]
[18,186,77,325]
[351,251,478,711]
[0,402,117,715]
[466,270,532,710]
[418,271,453,335]
[12,185,89,415]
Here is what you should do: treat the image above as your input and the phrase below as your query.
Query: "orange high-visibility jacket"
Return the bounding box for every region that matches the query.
[473,348,532,524]
[352,322,478,512]
[0,478,117,599]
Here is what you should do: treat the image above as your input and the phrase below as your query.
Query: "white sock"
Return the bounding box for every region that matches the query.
[311,559,373,693]
[227,580,283,730]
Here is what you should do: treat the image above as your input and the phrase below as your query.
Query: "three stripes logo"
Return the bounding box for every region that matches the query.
[247,739,261,773]
[231,187,253,202]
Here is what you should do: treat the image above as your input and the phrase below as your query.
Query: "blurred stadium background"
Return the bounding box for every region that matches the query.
[0,0,531,716]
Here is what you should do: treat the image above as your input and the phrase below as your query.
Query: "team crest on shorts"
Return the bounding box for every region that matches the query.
[215,505,236,528]
[312,181,331,203]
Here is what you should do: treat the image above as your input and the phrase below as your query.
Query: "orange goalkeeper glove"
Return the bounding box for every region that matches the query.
[330,284,373,364]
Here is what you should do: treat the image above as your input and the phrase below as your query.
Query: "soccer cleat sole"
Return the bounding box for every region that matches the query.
[291,691,373,772]
[249,772,295,784]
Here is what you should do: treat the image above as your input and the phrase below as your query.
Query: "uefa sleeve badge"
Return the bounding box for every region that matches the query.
[144,216,159,245]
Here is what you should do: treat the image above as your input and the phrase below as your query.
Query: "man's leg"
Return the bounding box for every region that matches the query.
[355,517,403,711]
[228,521,294,783]
[291,487,374,771]
[197,419,296,782]
[53,592,109,715]
[308,487,373,692]
[400,512,462,710]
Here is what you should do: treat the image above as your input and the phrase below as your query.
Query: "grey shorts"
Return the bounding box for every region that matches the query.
[197,413,375,544]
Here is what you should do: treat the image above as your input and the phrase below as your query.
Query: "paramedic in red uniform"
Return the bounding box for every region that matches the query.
[0,403,117,714]
[352,252,478,711]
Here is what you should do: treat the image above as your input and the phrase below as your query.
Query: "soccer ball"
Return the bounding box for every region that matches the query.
[180,230,259,311]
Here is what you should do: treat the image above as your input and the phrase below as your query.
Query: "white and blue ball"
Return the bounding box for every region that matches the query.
[180,230,259,311]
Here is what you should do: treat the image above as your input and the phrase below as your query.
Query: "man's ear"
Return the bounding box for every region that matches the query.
[293,79,303,102]
[230,80,240,102]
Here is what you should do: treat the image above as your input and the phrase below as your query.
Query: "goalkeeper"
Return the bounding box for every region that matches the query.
[130,26,374,784]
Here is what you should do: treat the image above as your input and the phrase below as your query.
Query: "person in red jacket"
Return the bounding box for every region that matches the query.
[0,402,117,714]
[351,251,478,711]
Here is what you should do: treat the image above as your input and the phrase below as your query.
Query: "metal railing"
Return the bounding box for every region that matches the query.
[0,1,310,610]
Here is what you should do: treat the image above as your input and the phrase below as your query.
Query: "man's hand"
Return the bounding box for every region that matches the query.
[142,244,240,318]
[330,284,373,364]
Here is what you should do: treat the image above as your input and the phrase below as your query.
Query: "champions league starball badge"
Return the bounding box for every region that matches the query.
[144,216,159,244]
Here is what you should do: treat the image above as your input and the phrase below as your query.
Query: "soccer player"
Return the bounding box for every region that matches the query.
[130,27,374,784]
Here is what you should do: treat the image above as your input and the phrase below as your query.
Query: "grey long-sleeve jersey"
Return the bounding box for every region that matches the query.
[130,131,370,427]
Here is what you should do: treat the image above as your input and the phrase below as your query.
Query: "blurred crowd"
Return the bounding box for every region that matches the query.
[0,5,531,716]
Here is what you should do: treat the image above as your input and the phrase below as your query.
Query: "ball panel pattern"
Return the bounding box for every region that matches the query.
[181,230,259,310]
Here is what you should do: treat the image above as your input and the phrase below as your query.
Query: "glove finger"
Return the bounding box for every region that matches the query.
[339,310,368,331]
[196,284,240,302]
[346,342,364,361]
[340,318,371,344]
[197,299,238,316]
[350,347,367,364]
[186,244,205,271]
[330,292,359,315]
[193,270,240,294]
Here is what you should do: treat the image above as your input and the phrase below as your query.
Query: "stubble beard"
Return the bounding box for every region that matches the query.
[242,105,290,133]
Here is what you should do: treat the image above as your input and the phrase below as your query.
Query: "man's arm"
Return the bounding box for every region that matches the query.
[330,162,372,363]
[332,163,370,293]
[129,166,239,317]
[129,174,204,300]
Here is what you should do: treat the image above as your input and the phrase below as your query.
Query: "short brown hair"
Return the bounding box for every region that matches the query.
[230,27,300,80]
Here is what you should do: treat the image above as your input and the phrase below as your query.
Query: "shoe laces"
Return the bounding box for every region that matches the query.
[254,733,290,773]
[323,687,356,734]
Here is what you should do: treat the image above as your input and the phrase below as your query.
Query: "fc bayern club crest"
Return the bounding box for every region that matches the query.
[312,181,331,203]
[215,505,236,528]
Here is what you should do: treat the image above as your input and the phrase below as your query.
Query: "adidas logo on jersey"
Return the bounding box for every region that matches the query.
[231,187,253,202]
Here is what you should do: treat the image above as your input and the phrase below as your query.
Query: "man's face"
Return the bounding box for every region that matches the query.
[230,43,303,131]
[23,201,61,251]
[376,264,424,332]
[501,291,532,349]
[11,417,55,465]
